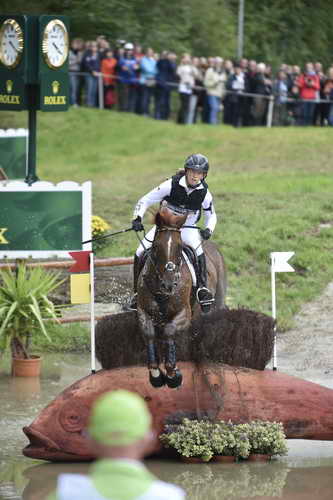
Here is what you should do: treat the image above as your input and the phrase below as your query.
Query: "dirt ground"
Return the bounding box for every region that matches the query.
[276,282,333,389]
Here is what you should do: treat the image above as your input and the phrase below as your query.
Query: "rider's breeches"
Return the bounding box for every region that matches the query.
[135,225,204,257]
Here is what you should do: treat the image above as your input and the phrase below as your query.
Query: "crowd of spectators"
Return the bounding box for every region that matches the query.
[69,36,333,127]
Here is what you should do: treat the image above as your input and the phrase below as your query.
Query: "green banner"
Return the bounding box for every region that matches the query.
[0,131,27,178]
[0,191,82,251]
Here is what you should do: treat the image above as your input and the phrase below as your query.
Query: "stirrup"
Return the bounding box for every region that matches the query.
[196,287,215,306]
[128,293,137,310]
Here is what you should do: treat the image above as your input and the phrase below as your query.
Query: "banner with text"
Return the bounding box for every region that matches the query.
[0,181,91,258]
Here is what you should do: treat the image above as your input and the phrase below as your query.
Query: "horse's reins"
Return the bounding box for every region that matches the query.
[135,226,183,289]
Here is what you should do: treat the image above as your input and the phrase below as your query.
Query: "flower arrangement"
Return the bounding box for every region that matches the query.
[210,421,250,458]
[160,418,214,462]
[160,418,288,462]
[245,420,288,457]
[91,215,111,250]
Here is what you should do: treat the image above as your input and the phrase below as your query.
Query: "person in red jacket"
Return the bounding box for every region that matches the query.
[101,49,118,108]
[297,62,320,125]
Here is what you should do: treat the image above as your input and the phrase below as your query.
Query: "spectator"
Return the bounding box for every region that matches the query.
[222,59,234,124]
[204,57,226,124]
[240,58,248,72]
[84,41,101,107]
[252,62,272,126]
[323,67,333,126]
[101,49,118,109]
[226,62,245,127]
[198,57,209,122]
[97,36,110,58]
[272,70,289,126]
[313,61,327,126]
[140,48,158,117]
[47,390,185,500]
[117,43,139,112]
[242,59,257,126]
[155,51,177,120]
[176,54,197,124]
[297,62,320,125]
[68,38,84,107]
[187,56,204,124]
[134,44,144,60]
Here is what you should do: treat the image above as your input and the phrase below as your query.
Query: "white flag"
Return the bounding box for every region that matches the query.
[270,252,295,273]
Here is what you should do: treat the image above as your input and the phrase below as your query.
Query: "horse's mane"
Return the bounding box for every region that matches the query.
[154,203,187,228]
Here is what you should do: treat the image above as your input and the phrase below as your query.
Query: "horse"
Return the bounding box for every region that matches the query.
[136,202,227,389]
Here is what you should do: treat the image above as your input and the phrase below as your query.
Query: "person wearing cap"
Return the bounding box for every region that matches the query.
[117,43,139,112]
[47,390,185,500]
[129,153,217,311]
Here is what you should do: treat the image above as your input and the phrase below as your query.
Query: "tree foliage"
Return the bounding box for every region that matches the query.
[2,0,333,67]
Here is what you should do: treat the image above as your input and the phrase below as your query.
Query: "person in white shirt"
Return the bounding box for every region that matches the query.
[130,153,217,310]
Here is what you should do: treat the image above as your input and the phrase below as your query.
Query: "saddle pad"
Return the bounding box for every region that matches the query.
[182,250,197,287]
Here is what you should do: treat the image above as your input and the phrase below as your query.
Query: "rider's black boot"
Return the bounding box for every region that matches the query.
[196,253,215,313]
[128,255,140,310]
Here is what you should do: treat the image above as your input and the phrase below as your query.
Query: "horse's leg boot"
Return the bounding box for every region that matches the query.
[165,368,183,389]
[196,254,215,313]
[149,369,166,388]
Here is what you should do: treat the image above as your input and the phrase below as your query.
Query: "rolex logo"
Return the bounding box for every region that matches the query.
[52,81,60,94]
[6,80,13,94]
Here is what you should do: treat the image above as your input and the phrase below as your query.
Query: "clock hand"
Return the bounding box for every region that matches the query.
[52,42,63,55]
[9,41,18,53]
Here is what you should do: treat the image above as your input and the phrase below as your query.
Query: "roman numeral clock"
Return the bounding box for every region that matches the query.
[0,18,24,69]
[0,14,69,183]
[0,14,69,111]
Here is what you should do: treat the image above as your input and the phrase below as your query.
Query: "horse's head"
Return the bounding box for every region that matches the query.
[152,203,187,294]
[155,202,187,229]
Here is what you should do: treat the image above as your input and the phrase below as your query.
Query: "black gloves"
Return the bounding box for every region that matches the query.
[132,216,144,232]
[200,228,212,240]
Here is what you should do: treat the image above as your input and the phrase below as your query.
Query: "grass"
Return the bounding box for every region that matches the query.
[31,322,91,353]
[1,107,333,332]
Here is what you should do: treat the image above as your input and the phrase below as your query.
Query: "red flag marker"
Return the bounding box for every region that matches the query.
[69,251,91,273]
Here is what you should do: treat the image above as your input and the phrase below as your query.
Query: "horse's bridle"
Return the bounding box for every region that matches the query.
[148,226,183,295]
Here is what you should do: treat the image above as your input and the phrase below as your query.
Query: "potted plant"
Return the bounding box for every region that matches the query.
[0,264,63,376]
[160,418,214,462]
[210,421,237,462]
[211,421,251,462]
[246,421,288,461]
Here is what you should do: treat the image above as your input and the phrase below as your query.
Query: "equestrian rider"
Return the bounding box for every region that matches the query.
[130,153,217,310]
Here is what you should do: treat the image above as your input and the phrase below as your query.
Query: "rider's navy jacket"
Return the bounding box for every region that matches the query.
[133,174,217,232]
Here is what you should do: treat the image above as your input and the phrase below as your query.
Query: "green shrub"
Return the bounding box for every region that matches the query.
[160,418,288,461]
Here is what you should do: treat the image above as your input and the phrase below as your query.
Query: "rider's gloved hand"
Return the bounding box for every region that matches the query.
[200,228,212,240]
[132,216,144,232]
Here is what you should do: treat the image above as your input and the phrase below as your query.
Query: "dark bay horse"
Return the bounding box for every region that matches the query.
[137,203,227,389]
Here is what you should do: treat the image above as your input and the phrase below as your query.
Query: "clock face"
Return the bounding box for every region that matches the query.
[0,19,24,69]
[42,19,69,69]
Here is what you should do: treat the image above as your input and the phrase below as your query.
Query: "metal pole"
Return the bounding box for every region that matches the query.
[267,95,274,128]
[98,73,104,109]
[271,257,277,371]
[90,252,96,374]
[25,107,39,185]
[237,0,245,60]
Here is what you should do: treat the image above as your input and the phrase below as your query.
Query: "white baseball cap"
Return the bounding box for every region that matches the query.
[124,42,134,50]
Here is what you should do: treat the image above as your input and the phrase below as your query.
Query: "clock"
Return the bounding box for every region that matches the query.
[0,18,24,69]
[42,19,69,69]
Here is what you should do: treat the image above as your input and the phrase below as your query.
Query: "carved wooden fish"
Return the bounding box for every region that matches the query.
[22,362,333,462]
